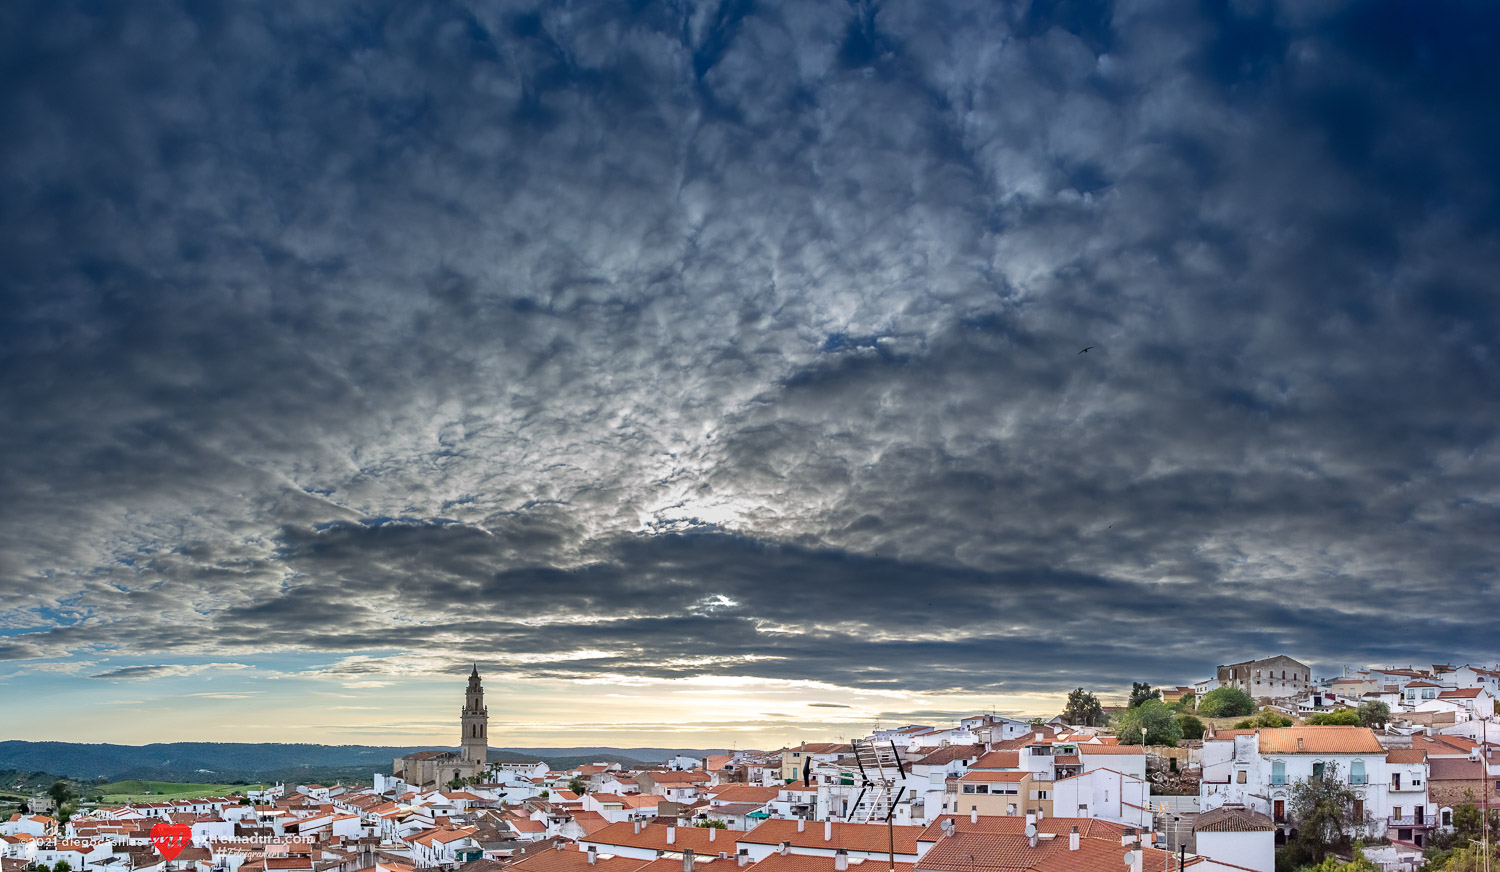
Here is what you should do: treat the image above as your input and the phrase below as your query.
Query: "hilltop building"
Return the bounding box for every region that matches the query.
[393,665,490,789]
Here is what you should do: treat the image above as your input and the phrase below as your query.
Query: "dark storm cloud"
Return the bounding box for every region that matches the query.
[2,0,1499,703]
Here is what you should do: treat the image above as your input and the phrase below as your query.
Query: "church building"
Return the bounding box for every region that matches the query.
[392,665,491,789]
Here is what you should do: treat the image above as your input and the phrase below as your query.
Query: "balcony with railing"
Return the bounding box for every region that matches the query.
[1388,780,1426,792]
[1387,816,1436,829]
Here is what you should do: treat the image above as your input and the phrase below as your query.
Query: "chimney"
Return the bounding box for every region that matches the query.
[1035,808,1043,821]
[738,850,750,868]
[555,839,565,851]
[834,850,848,871]
[1297,737,1304,751]
[667,826,676,845]
[683,849,695,872]
[970,809,978,824]
[634,820,642,835]
[797,819,805,833]
[1025,812,1035,829]
[778,841,790,857]
[709,827,716,842]
[941,819,954,837]
[1069,826,1079,852]
[587,847,597,866]
[1122,828,1137,847]
[1035,732,1043,742]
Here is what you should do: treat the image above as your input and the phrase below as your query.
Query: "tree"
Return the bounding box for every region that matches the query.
[1175,713,1205,740]
[1198,686,1256,718]
[1293,845,1380,871]
[1234,709,1294,729]
[568,777,587,796]
[1356,700,1390,729]
[1305,708,1360,726]
[695,820,727,829]
[1128,682,1161,708]
[53,863,71,872]
[1116,700,1183,746]
[48,781,73,809]
[1062,688,1105,726]
[34,864,50,872]
[1284,762,1368,863]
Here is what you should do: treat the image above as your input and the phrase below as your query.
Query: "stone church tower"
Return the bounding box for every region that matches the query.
[460,664,488,767]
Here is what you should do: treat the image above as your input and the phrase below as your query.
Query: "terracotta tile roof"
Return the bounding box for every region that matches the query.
[1429,757,1487,781]
[570,812,611,836]
[1386,749,1427,764]
[645,772,711,784]
[970,751,1020,770]
[794,744,853,755]
[582,823,740,854]
[1253,727,1384,754]
[1194,806,1274,832]
[916,815,1131,843]
[1075,744,1145,756]
[911,746,983,766]
[1414,735,1478,756]
[510,848,650,872]
[736,820,925,855]
[915,831,1194,872]
[959,772,1028,783]
[749,853,915,872]
[1439,689,1483,699]
[708,786,780,804]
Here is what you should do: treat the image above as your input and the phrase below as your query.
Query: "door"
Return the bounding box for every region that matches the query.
[1273,800,1285,822]
[1415,806,1424,824]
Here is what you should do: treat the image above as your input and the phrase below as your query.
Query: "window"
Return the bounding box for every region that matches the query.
[1392,773,1401,790]
[1353,799,1364,819]
[1312,762,1326,779]
[1237,771,1247,784]
[1271,761,1285,786]
[1282,670,1287,679]
[1351,760,1366,786]
[1444,810,1453,827]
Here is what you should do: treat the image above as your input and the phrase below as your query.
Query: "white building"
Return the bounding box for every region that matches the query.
[1048,768,1151,829]
[1192,805,1275,872]
[1415,688,1495,722]
[1200,727,1406,841]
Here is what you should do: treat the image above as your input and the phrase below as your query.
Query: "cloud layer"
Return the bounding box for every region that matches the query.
[2,0,1499,735]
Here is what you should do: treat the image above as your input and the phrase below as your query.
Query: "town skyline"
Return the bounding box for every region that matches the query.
[4,0,1500,751]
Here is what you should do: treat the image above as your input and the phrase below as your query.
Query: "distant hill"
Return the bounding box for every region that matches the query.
[0,742,725,784]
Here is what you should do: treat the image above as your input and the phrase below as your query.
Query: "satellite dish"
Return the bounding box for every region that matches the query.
[1122,850,1138,865]
[1024,824,1037,838]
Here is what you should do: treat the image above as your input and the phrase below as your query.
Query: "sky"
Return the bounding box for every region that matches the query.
[2,0,1499,750]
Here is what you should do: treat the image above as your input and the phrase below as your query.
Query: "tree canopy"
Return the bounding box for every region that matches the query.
[1176,713,1205,740]
[1128,682,1161,708]
[1234,709,1294,729]
[1062,688,1105,727]
[1305,708,1360,726]
[1284,762,1368,864]
[1198,686,1256,718]
[1356,700,1390,729]
[1116,699,1182,746]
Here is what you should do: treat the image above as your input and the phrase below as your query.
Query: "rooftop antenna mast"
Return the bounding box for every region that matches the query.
[836,737,907,872]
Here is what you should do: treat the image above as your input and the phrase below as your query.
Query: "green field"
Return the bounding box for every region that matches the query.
[96,781,264,803]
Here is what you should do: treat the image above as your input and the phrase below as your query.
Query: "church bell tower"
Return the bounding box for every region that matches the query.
[460,664,488,767]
